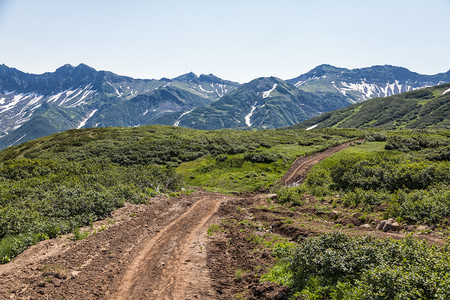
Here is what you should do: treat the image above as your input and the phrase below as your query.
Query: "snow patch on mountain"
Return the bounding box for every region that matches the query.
[47,91,65,103]
[245,102,258,126]
[294,76,326,87]
[8,134,27,148]
[215,84,228,98]
[107,82,122,97]
[0,93,26,113]
[443,88,450,95]
[306,124,318,130]
[18,94,43,114]
[262,84,278,99]
[68,89,96,107]
[46,85,96,108]
[174,109,194,127]
[337,81,414,100]
[198,84,213,94]
[60,89,84,106]
[77,109,98,129]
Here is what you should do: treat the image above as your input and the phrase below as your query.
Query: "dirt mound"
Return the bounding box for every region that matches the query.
[248,282,290,300]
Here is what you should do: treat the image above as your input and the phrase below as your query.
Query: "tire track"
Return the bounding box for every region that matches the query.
[282,141,359,186]
[114,194,229,299]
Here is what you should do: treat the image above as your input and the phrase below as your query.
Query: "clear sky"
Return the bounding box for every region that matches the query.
[0,0,449,83]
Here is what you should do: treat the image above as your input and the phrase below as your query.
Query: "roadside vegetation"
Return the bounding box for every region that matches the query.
[264,232,449,299]
[0,159,179,263]
[0,125,359,263]
[276,131,450,225]
[267,130,450,299]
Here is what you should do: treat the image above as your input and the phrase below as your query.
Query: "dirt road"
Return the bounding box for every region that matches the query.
[282,141,357,186]
[0,191,233,299]
[113,194,222,299]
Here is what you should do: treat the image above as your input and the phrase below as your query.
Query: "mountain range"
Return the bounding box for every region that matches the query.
[291,83,450,130]
[0,63,449,149]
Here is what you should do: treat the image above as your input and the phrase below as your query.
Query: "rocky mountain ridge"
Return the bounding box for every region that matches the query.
[0,63,448,149]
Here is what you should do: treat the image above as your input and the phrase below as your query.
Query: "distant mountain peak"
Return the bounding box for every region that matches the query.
[247,76,285,88]
[58,63,75,69]
[76,63,96,71]
[55,63,97,73]
[173,72,198,82]
[311,64,343,71]
[198,73,222,82]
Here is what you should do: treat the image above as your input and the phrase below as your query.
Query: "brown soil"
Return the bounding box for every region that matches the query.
[0,192,234,299]
[204,192,445,298]
[0,141,445,299]
[206,194,291,300]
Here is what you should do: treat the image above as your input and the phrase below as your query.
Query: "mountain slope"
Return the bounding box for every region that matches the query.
[291,83,450,130]
[288,64,450,103]
[174,77,332,130]
[84,86,213,128]
[0,64,239,149]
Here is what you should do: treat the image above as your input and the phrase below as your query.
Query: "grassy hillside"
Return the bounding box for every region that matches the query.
[292,83,450,130]
[0,126,361,262]
[265,131,450,298]
[1,125,449,299]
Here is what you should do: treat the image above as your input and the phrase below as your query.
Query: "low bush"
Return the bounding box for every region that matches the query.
[244,151,280,163]
[301,133,450,224]
[364,132,387,142]
[343,188,390,211]
[385,135,449,152]
[275,186,305,205]
[264,232,450,299]
[389,188,450,224]
[0,158,182,263]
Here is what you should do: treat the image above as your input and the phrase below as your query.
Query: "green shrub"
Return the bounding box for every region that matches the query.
[264,232,450,299]
[0,158,182,263]
[364,132,387,142]
[330,155,449,191]
[0,233,48,263]
[305,168,332,196]
[244,151,280,163]
[343,188,390,211]
[385,135,448,152]
[72,228,89,241]
[275,186,305,205]
[207,224,220,236]
[389,188,450,224]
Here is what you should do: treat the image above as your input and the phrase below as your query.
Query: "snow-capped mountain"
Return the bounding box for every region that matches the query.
[173,77,339,130]
[0,64,239,149]
[287,64,450,103]
[292,83,450,130]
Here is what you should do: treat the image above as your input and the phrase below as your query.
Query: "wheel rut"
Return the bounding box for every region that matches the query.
[0,192,231,299]
[282,141,359,186]
[113,194,227,300]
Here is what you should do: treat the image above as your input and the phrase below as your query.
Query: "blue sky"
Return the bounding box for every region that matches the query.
[0,0,449,83]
